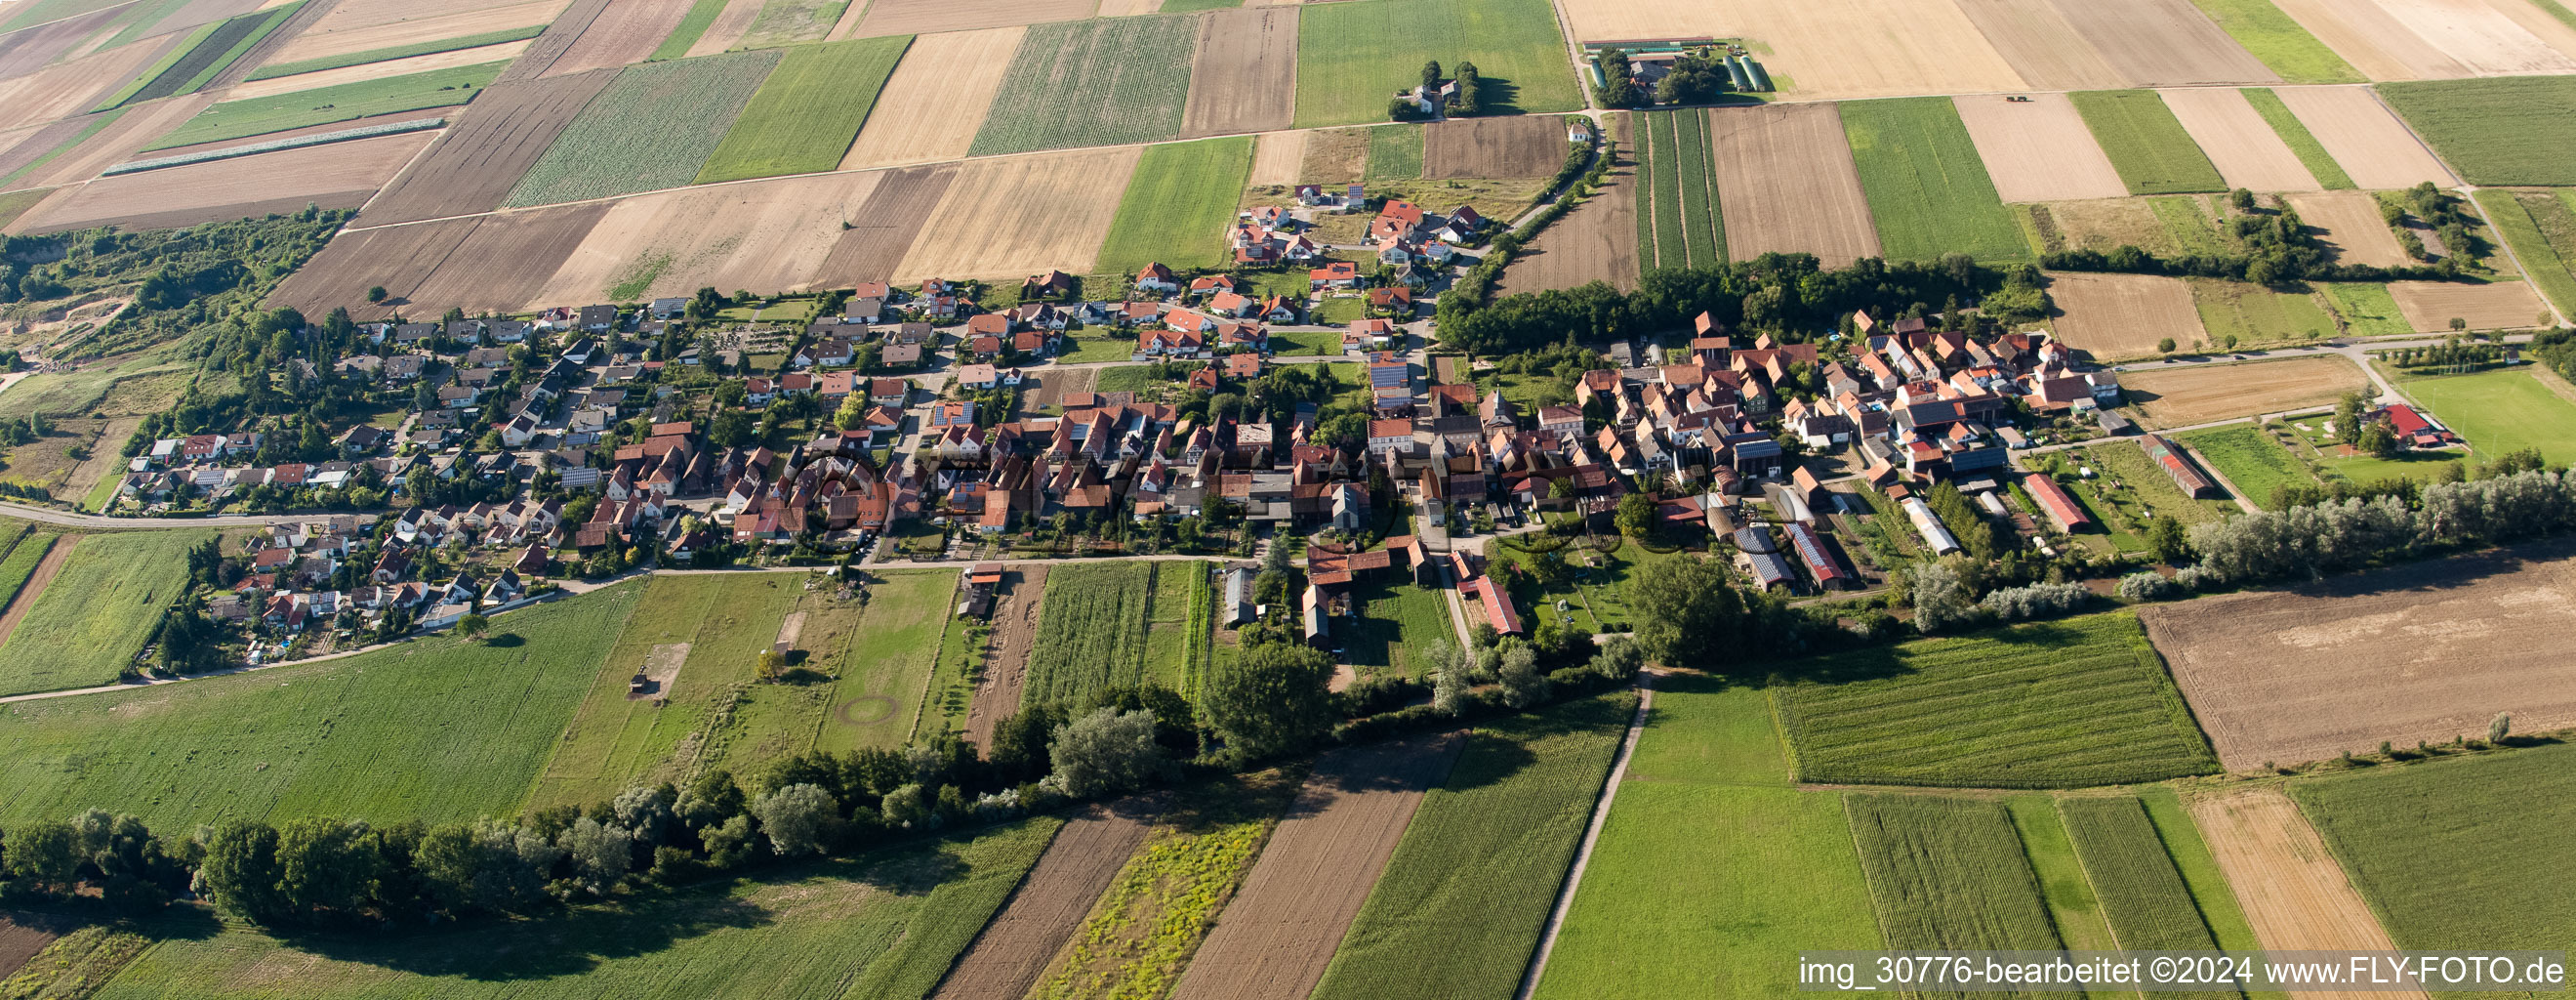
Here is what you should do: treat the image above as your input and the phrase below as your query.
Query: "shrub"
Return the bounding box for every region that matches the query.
[2115,570,2184,602]
[1981,581,2094,622]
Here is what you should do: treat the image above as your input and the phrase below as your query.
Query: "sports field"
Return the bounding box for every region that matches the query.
[2380,76,2576,187]
[967,15,1197,156]
[695,35,908,184]
[2407,367,2576,468]
[1096,136,1253,276]
[507,49,782,206]
[0,530,204,697]
[1838,97,2024,264]
[1291,0,1577,128]
[146,61,506,149]
[2070,89,2228,194]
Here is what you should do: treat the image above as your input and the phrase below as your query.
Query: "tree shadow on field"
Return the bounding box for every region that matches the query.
[1473,77,1525,116]
[2274,534,2576,601]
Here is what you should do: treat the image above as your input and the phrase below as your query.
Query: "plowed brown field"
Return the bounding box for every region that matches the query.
[1953,93,2128,201]
[2162,87,2320,191]
[2188,787,2425,1000]
[2047,272,2206,358]
[1726,0,2024,99]
[852,0,1095,39]
[2373,0,2576,74]
[2287,191,2409,267]
[2052,0,2276,85]
[0,5,126,82]
[1167,732,1464,1000]
[269,0,567,65]
[11,130,435,234]
[893,146,1137,282]
[542,0,694,77]
[2123,354,2367,426]
[496,0,612,83]
[400,203,610,313]
[964,564,1045,753]
[840,25,1020,169]
[930,797,1161,1000]
[1423,114,1565,179]
[539,169,885,304]
[1496,114,1634,293]
[2270,0,2463,80]
[2390,280,2548,332]
[268,217,478,319]
[815,163,952,286]
[357,67,618,225]
[1181,6,1295,139]
[1707,103,1880,266]
[2271,85,2455,189]
[1952,0,2127,90]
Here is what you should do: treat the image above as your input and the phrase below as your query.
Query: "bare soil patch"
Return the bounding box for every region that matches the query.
[2287,191,2408,267]
[1423,114,1564,180]
[401,202,609,313]
[357,68,617,226]
[2271,85,2456,189]
[893,146,1139,282]
[1723,0,2024,100]
[0,40,163,132]
[840,25,1022,169]
[1953,93,2128,202]
[542,0,693,77]
[2372,0,2576,75]
[0,4,127,82]
[680,0,759,57]
[227,40,535,99]
[1707,103,1880,267]
[2388,279,2548,332]
[2051,0,2277,85]
[626,641,689,699]
[12,94,213,191]
[271,0,565,65]
[1181,6,1296,139]
[2046,271,2207,359]
[965,563,1046,754]
[2160,87,2320,191]
[1248,129,1302,186]
[2124,354,2367,426]
[1952,0,2127,90]
[931,797,1162,1000]
[2188,786,2424,1000]
[2270,0,2463,80]
[1496,113,1634,294]
[268,216,476,319]
[853,0,1095,39]
[0,913,69,977]
[1556,0,1726,43]
[539,170,879,305]
[2143,539,2576,769]
[816,164,952,286]
[1297,125,1367,187]
[14,130,434,234]
[0,535,73,648]
[1168,731,1464,1000]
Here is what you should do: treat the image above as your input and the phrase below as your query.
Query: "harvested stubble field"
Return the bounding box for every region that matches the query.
[1181,6,1296,138]
[1494,115,1635,293]
[1775,610,2221,788]
[1248,128,1302,185]
[1950,0,2126,91]
[966,16,1197,157]
[1951,93,2128,202]
[378,203,610,315]
[2272,85,2452,190]
[839,25,1020,169]
[2054,0,2277,85]
[2187,0,2364,83]
[505,48,781,206]
[226,42,535,101]
[0,5,128,82]
[2389,278,2549,331]
[1553,0,1726,43]
[2375,0,2576,75]
[1845,795,2068,957]
[814,163,951,285]
[2071,89,2229,194]
[0,43,170,132]
[2290,189,2410,267]
[541,0,696,76]
[1168,732,1465,1000]
[496,0,619,83]
[2141,539,2576,770]
[2186,786,2416,980]
[147,60,508,150]
[696,34,908,184]
[266,0,566,65]
[1839,96,2024,264]
[1707,103,1879,267]
[538,168,881,304]
[2124,354,2367,426]
[249,24,548,80]
[1421,114,1566,180]
[893,146,1139,282]
[355,68,617,225]
[2159,86,2320,190]
[0,530,203,697]
[930,799,1162,1000]
[268,216,476,318]
[2380,76,2576,186]
[1291,0,1578,127]
[1722,0,2024,100]
[2046,271,2208,358]
[1098,136,1253,280]
[12,130,432,234]
[852,0,1095,38]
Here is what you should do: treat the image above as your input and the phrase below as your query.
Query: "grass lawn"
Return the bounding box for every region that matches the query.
[1646,108,1686,271]
[2380,77,2576,187]
[2070,90,2229,195]
[1292,0,1578,128]
[1139,561,1205,694]
[0,530,207,696]
[146,60,506,150]
[247,24,545,80]
[813,569,958,751]
[2059,797,2234,983]
[1840,97,2024,264]
[1847,794,2066,955]
[2177,424,2319,510]
[1317,691,1634,1000]
[91,817,1061,1000]
[695,35,910,184]
[507,49,782,206]
[2002,795,2119,960]
[2241,87,2354,188]
[968,15,1196,156]
[2186,0,2361,83]
[2406,367,2576,468]
[1667,107,1725,268]
[1338,573,1454,680]
[1533,678,1885,1000]
[1270,328,1340,355]
[1363,123,1422,182]
[2471,188,2576,318]
[1022,562,1156,706]
[0,585,642,831]
[1097,136,1255,276]
[2188,278,2337,349]
[1773,610,2221,788]
[2321,281,2413,337]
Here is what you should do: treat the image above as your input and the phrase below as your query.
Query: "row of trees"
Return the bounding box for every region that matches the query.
[2040,188,2474,285]
[2188,467,2576,585]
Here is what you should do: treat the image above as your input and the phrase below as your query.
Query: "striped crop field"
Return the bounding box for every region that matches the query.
[967,16,1197,157]
[2070,90,2228,195]
[1840,96,2024,264]
[508,49,783,206]
[697,35,911,184]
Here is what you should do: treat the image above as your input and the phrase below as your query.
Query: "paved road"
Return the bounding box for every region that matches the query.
[0,498,317,529]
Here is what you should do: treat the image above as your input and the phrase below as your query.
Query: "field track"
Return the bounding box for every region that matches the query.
[2159,87,2320,191]
[356,67,617,225]
[2048,272,2206,357]
[2053,0,2276,85]
[839,25,1019,169]
[892,146,1139,282]
[2389,279,2548,332]
[2270,85,2455,189]
[1423,114,1565,180]
[0,535,71,649]
[542,0,693,77]
[1952,92,2127,202]
[2188,787,2424,1000]
[1496,114,1635,294]
[2287,190,2409,267]
[1180,6,1295,139]
[11,130,433,234]
[853,0,1093,38]
[964,564,1044,756]
[1706,103,1879,266]
[1168,732,1465,1000]
[929,797,1161,1000]
[815,163,951,285]
[2123,354,2366,426]
[1951,0,2126,90]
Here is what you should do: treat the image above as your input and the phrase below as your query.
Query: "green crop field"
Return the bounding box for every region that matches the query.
[1774,611,2221,788]
[1663,109,1723,268]
[2001,796,2119,957]
[967,16,1197,156]
[1535,679,1885,1000]
[0,585,641,832]
[2060,797,2232,993]
[2293,744,2576,987]
[2472,188,2576,316]
[1364,123,1423,181]
[98,4,301,110]
[2178,425,2319,510]
[1022,562,1156,706]
[507,49,782,207]
[1096,136,1254,276]
[697,35,909,183]
[1840,97,2024,264]
[1847,794,2068,969]
[1317,691,1633,1000]
[1631,114,1658,273]
[1137,561,1205,694]
[1339,574,1454,681]
[2407,368,2576,468]
[0,531,57,614]
[734,0,847,49]
[148,61,508,150]
[246,25,547,80]
[2322,281,2413,337]
[1647,110,1686,271]
[89,816,1059,1000]
[1292,0,1578,128]
[2071,90,2228,195]
[2187,0,2361,83]
[2188,276,2337,348]
[0,531,206,697]
[651,0,731,60]
[2381,77,2576,186]
[815,569,957,751]
[2242,87,2353,188]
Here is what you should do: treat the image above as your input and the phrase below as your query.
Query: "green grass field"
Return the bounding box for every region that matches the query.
[2321,281,2413,337]
[2083,437,2238,522]
[2472,188,2576,317]
[2150,194,2235,255]
[98,4,300,110]
[0,531,206,697]
[1338,574,1453,681]
[2177,424,2319,510]
[1292,0,1578,128]
[1644,110,1687,271]
[1364,123,1422,181]
[1318,691,1632,1000]
[2293,744,2576,992]
[2407,367,2576,468]
[90,816,1060,1000]
[1137,561,1204,694]
[1774,611,2221,788]
[735,0,847,49]
[816,569,957,752]
[2060,797,2233,995]
[148,61,507,150]
[2139,789,2274,979]
[1847,794,2068,965]
[0,532,59,629]
[246,24,546,80]
[2188,277,2337,348]
[693,35,908,183]
[651,0,731,60]
[1534,678,1884,1000]
[1668,108,1725,268]
[2186,0,2361,83]
[1840,97,2024,264]
[966,16,1196,156]
[2241,87,2354,188]
[2071,90,2228,195]
[1022,562,1156,706]
[1096,136,1255,276]
[2381,77,2576,186]
[2002,795,2120,962]
[507,49,781,206]
[0,585,642,831]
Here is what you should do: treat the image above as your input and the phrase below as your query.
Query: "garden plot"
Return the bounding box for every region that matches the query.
[2142,539,2576,770]
[2388,279,2548,331]
[266,0,566,65]
[1181,6,1296,139]
[968,15,1197,156]
[929,799,1161,1000]
[2371,0,2576,75]
[2290,190,2411,266]
[1016,562,1155,707]
[539,169,881,304]
[814,163,951,285]
[356,68,618,225]
[2271,85,2454,189]
[12,129,432,234]
[2050,0,2278,85]
[1950,0,2128,90]
[1422,114,1566,179]
[2187,787,2419,978]
[1951,93,2129,202]
[2269,0,2466,80]
[541,0,696,76]
[2047,271,2208,358]
[839,25,1018,169]
[504,48,781,206]
[2159,86,2321,190]
[1495,115,1636,293]
[2122,354,2366,426]
[1706,103,1879,266]
[963,564,1046,754]
[1553,0,1725,43]
[892,146,1138,282]
[851,0,1094,38]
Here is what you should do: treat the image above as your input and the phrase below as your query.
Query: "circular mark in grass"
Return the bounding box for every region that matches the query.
[836,695,898,726]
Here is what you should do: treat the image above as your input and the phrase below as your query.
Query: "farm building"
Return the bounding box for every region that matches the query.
[2023,475,2092,533]
[1734,526,1796,591]
[1899,496,1962,556]
[2377,402,2463,449]
[960,562,1003,617]
[1223,565,1256,626]
[1782,522,1854,592]
[2140,435,2219,499]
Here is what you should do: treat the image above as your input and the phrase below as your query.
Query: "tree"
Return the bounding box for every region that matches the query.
[752,783,840,856]
[1626,556,1747,668]
[1428,643,1466,716]
[366,286,387,304]
[2156,337,2178,354]
[1908,561,1981,634]
[2488,711,2513,743]
[2147,515,2189,564]
[457,613,489,642]
[275,817,377,922]
[1046,707,1165,798]
[559,817,633,896]
[1203,643,1335,761]
[197,820,286,920]
[1420,60,1442,91]
[1496,645,1548,708]
[1615,491,1657,538]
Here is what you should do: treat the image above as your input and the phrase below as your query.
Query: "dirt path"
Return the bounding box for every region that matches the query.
[964,563,1047,754]
[0,534,74,647]
[1168,731,1466,1000]
[2187,787,2424,1000]
[1515,674,1655,1000]
[930,795,1163,1000]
